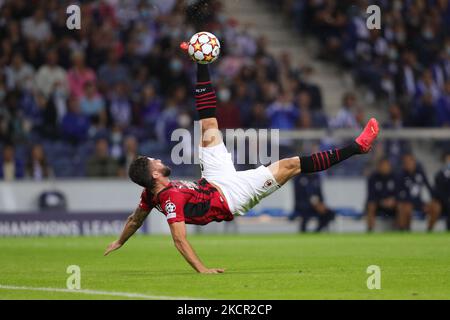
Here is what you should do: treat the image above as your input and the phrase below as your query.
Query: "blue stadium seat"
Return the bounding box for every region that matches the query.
[334,207,364,220]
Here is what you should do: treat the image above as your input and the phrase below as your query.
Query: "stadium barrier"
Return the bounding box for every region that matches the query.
[1,177,445,235]
[278,128,450,140]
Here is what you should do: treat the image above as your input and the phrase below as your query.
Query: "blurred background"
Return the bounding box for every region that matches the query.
[0,0,449,235]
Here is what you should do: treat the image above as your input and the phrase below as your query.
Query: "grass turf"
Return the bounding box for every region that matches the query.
[0,233,449,300]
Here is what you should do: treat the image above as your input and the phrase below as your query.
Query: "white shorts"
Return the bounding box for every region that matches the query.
[199,143,281,215]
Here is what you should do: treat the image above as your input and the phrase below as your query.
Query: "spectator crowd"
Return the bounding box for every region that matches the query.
[0,0,335,179]
[268,0,450,127]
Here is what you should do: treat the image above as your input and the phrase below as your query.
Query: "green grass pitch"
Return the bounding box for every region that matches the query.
[1,233,449,300]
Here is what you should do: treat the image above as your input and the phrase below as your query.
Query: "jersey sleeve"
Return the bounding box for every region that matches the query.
[138,189,152,211]
[159,191,185,224]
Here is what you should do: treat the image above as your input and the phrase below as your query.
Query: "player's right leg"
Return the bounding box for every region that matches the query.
[180,41,221,148]
[193,60,222,148]
[268,118,380,185]
[183,45,237,199]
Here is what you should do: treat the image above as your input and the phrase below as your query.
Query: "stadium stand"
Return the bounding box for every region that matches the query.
[0,0,448,232]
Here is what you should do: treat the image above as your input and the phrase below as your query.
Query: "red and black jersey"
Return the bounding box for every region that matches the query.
[138,178,234,225]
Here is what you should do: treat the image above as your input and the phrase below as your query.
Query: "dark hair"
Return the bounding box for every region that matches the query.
[128,156,154,190]
[378,157,390,165]
[26,144,51,178]
[442,150,450,162]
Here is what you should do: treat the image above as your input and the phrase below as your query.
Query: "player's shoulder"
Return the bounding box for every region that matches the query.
[157,183,185,200]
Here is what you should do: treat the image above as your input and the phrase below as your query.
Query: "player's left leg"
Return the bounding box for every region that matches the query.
[268,118,380,185]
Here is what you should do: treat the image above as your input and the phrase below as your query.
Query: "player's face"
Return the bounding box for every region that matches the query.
[445,154,450,166]
[378,160,391,175]
[402,155,416,172]
[148,158,171,178]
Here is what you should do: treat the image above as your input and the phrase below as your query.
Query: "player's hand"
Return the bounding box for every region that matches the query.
[199,268,225,274]
[104,240,122,256]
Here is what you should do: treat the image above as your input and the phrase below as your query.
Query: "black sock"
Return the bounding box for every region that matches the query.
[195,64,216,119]
[300,142,361,173]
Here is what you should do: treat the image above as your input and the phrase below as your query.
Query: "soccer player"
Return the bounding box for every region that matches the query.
[290,174,335,233]
[104,47,380,273]
[396,153,439,231]
[429,151,450,231]
[366,158,398,232]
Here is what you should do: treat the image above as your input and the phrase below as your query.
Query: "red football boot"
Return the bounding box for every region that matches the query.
[355,118,380,153]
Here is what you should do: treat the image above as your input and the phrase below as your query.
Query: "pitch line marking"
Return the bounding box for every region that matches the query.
[0,284,205,300]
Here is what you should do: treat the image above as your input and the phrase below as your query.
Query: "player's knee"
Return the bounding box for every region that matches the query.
[201,118,217,131]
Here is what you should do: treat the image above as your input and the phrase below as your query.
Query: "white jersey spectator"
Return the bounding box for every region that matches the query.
[5,53,35,91]
[34,50,68,98]
[21,9,51,42]
[329,93,360,129]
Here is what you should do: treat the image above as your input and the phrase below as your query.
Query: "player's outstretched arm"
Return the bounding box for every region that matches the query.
[104,207,150,256]
[169,221,225,274]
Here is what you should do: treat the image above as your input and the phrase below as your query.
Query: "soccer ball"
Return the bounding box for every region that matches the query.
[187,31,221,64]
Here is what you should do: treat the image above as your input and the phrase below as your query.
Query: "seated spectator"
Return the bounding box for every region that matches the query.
[266,92,298,129]
[140,84,163,129]
[397,153,439,231]
[266,91,298,155]
[385,104,404,129]
[25,144,53,180]
[436,80,450,127]
[395,50,420,100]
[415,69,440,102]
[5,52,35,92]
[366,158,398,232]
[23,91,59,139]
[413,93,438,127]
[298,66,323,111]
[155,98,181,146]
[0,73,6,103]
[67,51,96,99]
[98,49,130,90]
[295,90,327,128]
[21,8,51,42]
[289,174,335,232]
[109,125,125,160]
[108,82,132,128]
[118,136,139,177]
[22,38,45,69]
[1,90,27,143]
[79,81,106,123]
[233,81,253,124]
[329,92,359,129]
[61,98,90,144]
[0,144,24,181]
[429,151,450,231]
[86,138,119,177]
[383,104,411,168]
[247,103,269,129]
[34,49,68,99]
